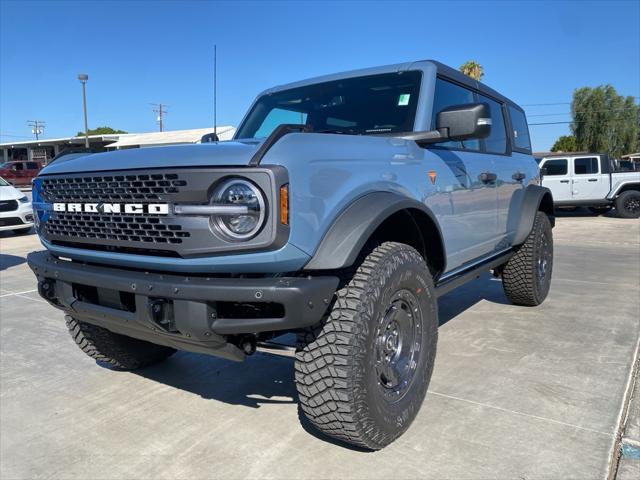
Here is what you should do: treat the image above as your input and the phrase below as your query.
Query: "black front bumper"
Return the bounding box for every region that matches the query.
[27,251,338,361]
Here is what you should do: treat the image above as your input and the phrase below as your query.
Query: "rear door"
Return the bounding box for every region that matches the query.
[570,156,610,200]
[540,158,571,201]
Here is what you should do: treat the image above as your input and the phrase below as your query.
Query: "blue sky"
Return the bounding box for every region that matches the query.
[1,0,638,151]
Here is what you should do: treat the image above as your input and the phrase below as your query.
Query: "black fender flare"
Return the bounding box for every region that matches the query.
[513,185,555,246]
[304,192,445,271]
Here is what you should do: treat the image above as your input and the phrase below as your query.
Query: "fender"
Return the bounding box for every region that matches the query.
[607,180,640,199]
[304,192,445,271]
[513,185,555,246]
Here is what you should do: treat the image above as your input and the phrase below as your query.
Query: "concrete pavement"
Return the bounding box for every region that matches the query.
[1,213,639,479]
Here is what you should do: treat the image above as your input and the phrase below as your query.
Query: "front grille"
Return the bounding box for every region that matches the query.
[41,173,187,202]
[0,200,18,212]
[35,167,283,258]
[45,212,191,245]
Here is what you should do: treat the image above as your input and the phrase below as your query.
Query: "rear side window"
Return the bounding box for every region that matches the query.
[478,94,507,154]
[543,159,567,176]
[431,78,480,151]
[26,162,38,170]
[574,157,599,174]
[508,106,531,152]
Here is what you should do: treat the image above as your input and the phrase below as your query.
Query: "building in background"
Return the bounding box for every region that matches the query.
[0,126,236,165]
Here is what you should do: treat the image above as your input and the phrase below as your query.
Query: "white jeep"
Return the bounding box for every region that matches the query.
[538,153,640,218]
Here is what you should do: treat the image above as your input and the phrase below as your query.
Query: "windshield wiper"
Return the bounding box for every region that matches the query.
[314,129,360,135]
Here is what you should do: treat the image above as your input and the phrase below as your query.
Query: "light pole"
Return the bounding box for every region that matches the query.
[78,73,89,148]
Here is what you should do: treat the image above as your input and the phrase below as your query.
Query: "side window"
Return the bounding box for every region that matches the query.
[431,78,480,151]
[26,162,38,170]
[574,157,599,175]
[254,108,308,138]
[508,106,531,152]
[542,159,568,176]
[14,163,24,171]
[478,94,507,154]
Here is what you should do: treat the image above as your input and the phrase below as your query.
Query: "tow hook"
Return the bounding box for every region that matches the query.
[231,334,257,355]
[38,279,56,300]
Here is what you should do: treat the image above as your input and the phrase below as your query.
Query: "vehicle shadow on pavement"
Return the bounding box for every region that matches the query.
[0,254,26,271]
[135,349,297,408]
[438,273,509,326]
[131,274,509,449]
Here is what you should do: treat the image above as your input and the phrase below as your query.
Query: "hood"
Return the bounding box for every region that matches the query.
[40,140,263,175]
[0,184,25,201]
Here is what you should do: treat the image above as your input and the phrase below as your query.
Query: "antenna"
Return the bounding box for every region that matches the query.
[151,103,168,132]
[214,45,217,138]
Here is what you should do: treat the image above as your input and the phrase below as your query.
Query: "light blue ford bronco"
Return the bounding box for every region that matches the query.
[28,60,554,449]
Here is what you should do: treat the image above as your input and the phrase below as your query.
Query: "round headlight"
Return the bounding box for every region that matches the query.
[212,179,266,240]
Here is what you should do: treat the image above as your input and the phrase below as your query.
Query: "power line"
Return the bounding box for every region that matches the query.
[528,106,640,117]
[522,96,639,107]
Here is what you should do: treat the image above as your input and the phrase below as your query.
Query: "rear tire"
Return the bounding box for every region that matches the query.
[502,212,553,306]
[588,206,612,215]
[66,317,176,370]
[295,242,438,450]
[615,191,640,218]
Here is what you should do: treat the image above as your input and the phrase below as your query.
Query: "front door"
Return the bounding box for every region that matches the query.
[540,158,571,201]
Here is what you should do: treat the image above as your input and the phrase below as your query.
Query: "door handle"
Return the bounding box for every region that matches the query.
[512,171,526,182]
[479,172,497,183]
[560,180,570,183]
[588,179,598,182]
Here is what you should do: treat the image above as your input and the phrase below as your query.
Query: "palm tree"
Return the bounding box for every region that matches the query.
[459,61,484,81]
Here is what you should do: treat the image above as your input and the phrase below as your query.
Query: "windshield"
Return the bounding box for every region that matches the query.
[0,177,9,186]
[236,71,422,139]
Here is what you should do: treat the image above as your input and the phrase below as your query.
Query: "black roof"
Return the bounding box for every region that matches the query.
[429,60,521,110]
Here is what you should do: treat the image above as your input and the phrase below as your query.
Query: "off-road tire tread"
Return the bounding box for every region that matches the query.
[615,191,640,219]
[295,242,436,450]
[502,212,552,306]
[66,317,176,370]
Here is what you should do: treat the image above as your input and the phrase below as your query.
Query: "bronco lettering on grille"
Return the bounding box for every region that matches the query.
[52,203,169,215]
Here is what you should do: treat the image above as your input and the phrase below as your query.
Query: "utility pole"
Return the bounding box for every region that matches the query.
[27,120,45,140]
[214,44,217,139]
[77,74,90,148]
[151,103,167,132]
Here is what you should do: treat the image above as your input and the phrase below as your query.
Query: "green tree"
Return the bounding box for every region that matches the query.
[571,85,638,158]
[459,61,484,81]
[76,126,128,136]
[551,135,578,152]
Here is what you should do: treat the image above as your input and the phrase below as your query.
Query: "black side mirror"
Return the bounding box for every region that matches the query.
[436,103,492,141]
[398,103,492,145]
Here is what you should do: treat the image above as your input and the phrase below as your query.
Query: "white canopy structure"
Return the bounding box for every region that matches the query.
[105,126,236,149]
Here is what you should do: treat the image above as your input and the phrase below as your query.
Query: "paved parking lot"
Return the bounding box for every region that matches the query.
[1,213,639,480]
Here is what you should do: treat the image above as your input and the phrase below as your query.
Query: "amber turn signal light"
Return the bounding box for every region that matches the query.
[280,184,289,225]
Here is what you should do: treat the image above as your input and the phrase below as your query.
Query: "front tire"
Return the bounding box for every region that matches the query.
[295,242,438,450]
[66,317,176,370]
[502,212,553,306]
[615,191,640,218]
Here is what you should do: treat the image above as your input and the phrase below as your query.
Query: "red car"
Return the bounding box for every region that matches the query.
[0,160,43,186]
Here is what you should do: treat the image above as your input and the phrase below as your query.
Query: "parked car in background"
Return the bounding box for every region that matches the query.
[538,153,640,218]
[0,176,33,234]
[0,160,43,187]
